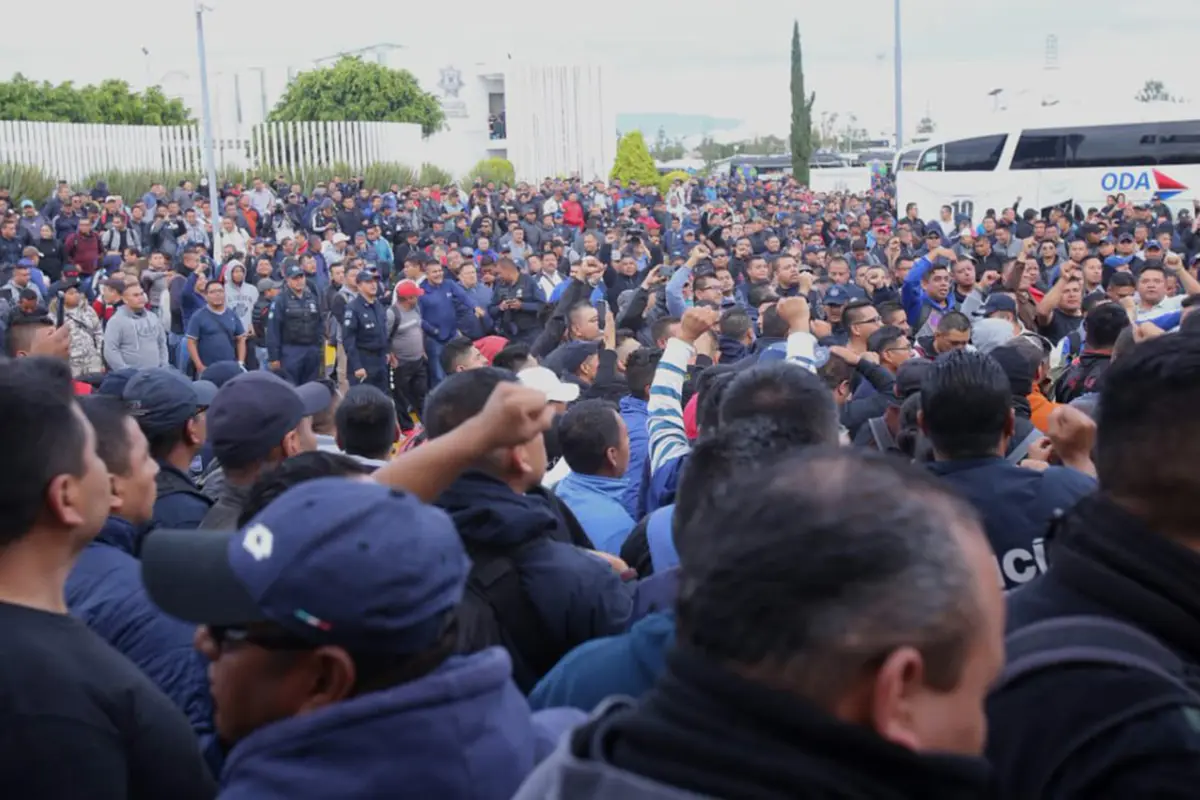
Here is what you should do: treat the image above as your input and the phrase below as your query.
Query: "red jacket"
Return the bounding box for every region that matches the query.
[92,300,120,326]
[561,200,584,230]
[64,231,103,275]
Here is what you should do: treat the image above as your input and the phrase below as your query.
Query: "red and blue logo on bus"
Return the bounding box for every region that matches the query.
[1100,169,1188,199]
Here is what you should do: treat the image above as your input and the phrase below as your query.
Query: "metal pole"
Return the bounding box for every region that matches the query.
[893,0,903,149]
[194,2,221,256]
[250,67,268,122]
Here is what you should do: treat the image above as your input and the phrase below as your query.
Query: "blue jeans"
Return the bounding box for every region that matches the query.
[256,346,270,371]
[425,337,446,388]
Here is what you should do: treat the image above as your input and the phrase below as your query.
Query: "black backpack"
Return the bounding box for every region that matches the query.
[992,615,1200,795]
[456,539,562,694]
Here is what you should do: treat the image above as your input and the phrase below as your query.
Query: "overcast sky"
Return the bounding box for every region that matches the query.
[5,0,1199,139]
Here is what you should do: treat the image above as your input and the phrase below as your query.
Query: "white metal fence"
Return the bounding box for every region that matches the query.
[0,120,426,181]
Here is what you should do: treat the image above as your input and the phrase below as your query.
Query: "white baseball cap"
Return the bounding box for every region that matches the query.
[332,232,350,243]
[518,366,580,404]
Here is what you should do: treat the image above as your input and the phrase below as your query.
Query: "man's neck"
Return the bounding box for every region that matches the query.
[208,305,224,313]
[0,531,80,613]
[848,338,868,354]
[163,446,197,475]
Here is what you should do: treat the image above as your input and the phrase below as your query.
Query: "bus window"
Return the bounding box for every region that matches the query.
[1069,123,1157,168]
[1156,121,1200,165]
[896,147,922,171]
[1011,128,1068,170]
[917,146,943,171]
[942,134,1008,171]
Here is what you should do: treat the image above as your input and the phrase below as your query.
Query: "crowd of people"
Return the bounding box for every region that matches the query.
[3,164,1200,798]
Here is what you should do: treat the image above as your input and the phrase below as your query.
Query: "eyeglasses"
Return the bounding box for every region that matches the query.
[207,625,316,651]
[852,315,882,326]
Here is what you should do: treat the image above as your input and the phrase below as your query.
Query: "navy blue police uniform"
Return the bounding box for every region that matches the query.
[343,268,390,394]
[266,266,324,385]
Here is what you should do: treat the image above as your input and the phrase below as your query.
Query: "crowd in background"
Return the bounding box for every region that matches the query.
[3,163,1200,798]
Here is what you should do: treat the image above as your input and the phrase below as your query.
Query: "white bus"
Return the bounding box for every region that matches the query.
[896,111,1200,227]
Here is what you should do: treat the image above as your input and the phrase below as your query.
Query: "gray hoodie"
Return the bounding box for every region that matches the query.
[225,276,258,334]
[103,304,169,370]
[512,700,702,800]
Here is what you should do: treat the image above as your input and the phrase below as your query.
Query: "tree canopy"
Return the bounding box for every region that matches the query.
[0,73,191,125]
[269,57,446,137]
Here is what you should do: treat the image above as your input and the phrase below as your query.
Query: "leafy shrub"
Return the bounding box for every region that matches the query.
[418,162,454,187]
[658,169,692,195]
[465,157,515,186]
[0,163,56,204]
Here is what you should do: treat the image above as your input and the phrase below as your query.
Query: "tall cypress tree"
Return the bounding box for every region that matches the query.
[789,21,815,186]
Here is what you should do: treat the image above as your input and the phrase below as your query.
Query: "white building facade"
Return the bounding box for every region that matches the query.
[181,52,616,184]
[396,55,616,182]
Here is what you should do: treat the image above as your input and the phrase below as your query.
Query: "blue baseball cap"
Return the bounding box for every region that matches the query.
[206,372,333,467]
[981,293,1018,317]
[199,361,244,388]
[124,368,219,435]
[823,284,854,305]
[357,266,380,282]
[97,367,139,398]
[557,340,600,375]
[285,264,304,278]
[1104,255,1133,268]
[141,478,469,653]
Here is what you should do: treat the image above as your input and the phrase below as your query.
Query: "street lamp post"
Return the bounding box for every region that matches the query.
[194,1,221,254]
[893,0,903,149]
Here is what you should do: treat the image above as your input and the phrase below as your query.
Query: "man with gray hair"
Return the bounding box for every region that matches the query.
[517,448,1002,799]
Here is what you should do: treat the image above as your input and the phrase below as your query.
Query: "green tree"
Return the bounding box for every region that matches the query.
[0,73,190,124]
[1134,79,1178,103]
[268,57,445,137]
[789,21,816,185]
[610,130,661,186]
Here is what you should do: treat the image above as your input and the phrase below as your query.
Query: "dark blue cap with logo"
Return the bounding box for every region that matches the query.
[123,368,219,435]
[141,478,469,654]
[206,372,333,467]
[285,264,304,278]
[358,266,380,282]
[823,284,856,306]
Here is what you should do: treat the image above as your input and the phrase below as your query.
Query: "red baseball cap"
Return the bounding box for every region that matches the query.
[394,280,425,299]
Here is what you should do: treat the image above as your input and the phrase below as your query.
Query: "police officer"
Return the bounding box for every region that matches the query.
[266,264,324,385]
[342,266,389,393]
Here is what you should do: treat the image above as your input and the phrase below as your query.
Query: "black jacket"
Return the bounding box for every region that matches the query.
[987,494,1200,798]
[1054,350,1112,404]
[840,361,896,440]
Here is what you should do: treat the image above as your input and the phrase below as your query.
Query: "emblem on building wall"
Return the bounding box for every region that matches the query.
[438,67,464,98]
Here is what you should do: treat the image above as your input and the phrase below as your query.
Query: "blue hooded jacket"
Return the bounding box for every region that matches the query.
[617,395,648,519]
[529,611,676,713]
[901,254,956,331]
[218,647,585,799]
[418,278,478,343]
[436,472,636,650]
[554,472,635,556]
[64,516,214,739]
